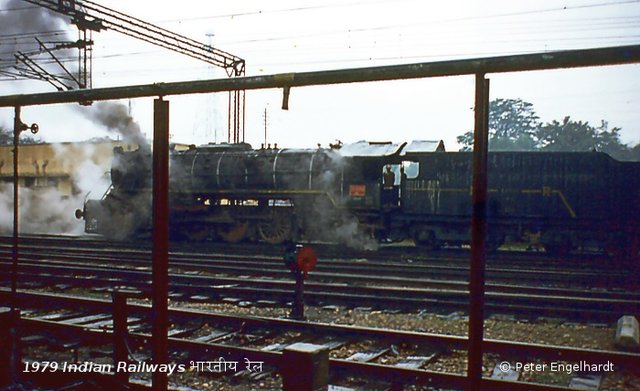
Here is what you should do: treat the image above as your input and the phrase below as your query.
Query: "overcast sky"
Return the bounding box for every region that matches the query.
[1,0,639,150]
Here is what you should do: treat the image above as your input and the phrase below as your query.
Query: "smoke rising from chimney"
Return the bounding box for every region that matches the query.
[78,101,149,148]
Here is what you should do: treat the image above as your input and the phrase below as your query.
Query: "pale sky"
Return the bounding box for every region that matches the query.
[1,0,639,151]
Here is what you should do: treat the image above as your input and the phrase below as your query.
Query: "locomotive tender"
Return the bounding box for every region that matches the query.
[76,140,640,258]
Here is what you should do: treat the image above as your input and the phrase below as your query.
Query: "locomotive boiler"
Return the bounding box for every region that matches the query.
[78,142,389,246]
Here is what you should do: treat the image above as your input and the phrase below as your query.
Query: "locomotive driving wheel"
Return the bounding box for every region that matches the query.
[412,226,441,250]
[258,208,293,244]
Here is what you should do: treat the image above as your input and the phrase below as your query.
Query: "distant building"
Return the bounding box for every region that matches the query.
[0,139,135,196]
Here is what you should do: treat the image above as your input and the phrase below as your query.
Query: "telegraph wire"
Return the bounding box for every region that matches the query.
[155,0,414,23]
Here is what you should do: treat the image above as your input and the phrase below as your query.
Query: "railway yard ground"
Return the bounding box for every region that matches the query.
[1,235,639,390]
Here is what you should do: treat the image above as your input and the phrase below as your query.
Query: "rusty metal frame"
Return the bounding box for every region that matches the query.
[3,44,640,390]
[7,289,639,390]
[151,98,170,390]
[468,74,490,389]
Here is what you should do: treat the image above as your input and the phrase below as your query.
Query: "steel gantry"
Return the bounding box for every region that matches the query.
[18,0,246,142]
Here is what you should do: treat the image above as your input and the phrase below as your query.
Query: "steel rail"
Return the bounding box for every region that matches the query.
[0,235,625,271]
[9,290,640,379]
[1,263,638,321]
[0,247,635,300]
[4,257,637,305]
[22,317,570,391]
[0,241,631,288]
[2,259,638,308]
[2,255,634,302]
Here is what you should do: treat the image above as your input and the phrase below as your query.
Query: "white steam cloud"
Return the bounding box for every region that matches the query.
[0,142,114,235]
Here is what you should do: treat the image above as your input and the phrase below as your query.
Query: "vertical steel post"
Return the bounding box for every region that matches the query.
[9,107,25,388]
[1,307,14,387]
[12,107,20,313]
[152,98,170,391]
[113,290,129,385]
[235,90,241,142]
[242,89,246,142]
[227,92,232,143]
[468,74,490,390]
[292,271,305,320]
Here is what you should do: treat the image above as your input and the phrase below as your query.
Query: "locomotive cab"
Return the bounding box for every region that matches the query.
[338,141,407,211]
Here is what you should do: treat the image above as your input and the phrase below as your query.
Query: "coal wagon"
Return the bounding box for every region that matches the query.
[395,151,640,257]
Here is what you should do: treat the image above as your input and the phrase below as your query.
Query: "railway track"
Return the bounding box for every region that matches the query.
[1,235,638,321]
[1,234,633,287]
[3,289,639,390]
[0,234,623,269]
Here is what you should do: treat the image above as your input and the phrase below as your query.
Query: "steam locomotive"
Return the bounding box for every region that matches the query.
[76,140,640,259]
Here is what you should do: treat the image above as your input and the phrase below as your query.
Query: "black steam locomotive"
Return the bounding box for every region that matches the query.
[76,140,640,258]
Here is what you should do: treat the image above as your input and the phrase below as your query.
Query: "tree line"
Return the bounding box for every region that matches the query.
[456,98,640,161]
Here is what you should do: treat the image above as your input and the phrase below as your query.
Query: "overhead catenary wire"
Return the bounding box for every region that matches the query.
[2,0,639,116]
[2,1,638,61]
[5,14,636,66]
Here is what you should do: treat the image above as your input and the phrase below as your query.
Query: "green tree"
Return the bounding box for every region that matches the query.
[536,117,597,151]
[0,126,11,145]
[537,117,639,160]
[457,98,540,151]
[0,125,43,145]
[456,99,640,161]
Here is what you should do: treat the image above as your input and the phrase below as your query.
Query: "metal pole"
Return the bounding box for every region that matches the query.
[9,107,22,388]
[242,89,246,142]
[292,270,305,320]
[151,98,170,391]
[113,290,129,386]
[11,107,20,312]
[468,74,489,390]
[263,108,267,147]
[227,92,232,143]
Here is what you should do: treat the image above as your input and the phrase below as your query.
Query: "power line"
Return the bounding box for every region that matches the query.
[0,29,68,39]
[155,0,413,23]
[155,0,640,43]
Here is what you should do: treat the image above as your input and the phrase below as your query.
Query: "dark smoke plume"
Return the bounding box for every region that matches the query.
[79,101,149,148]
